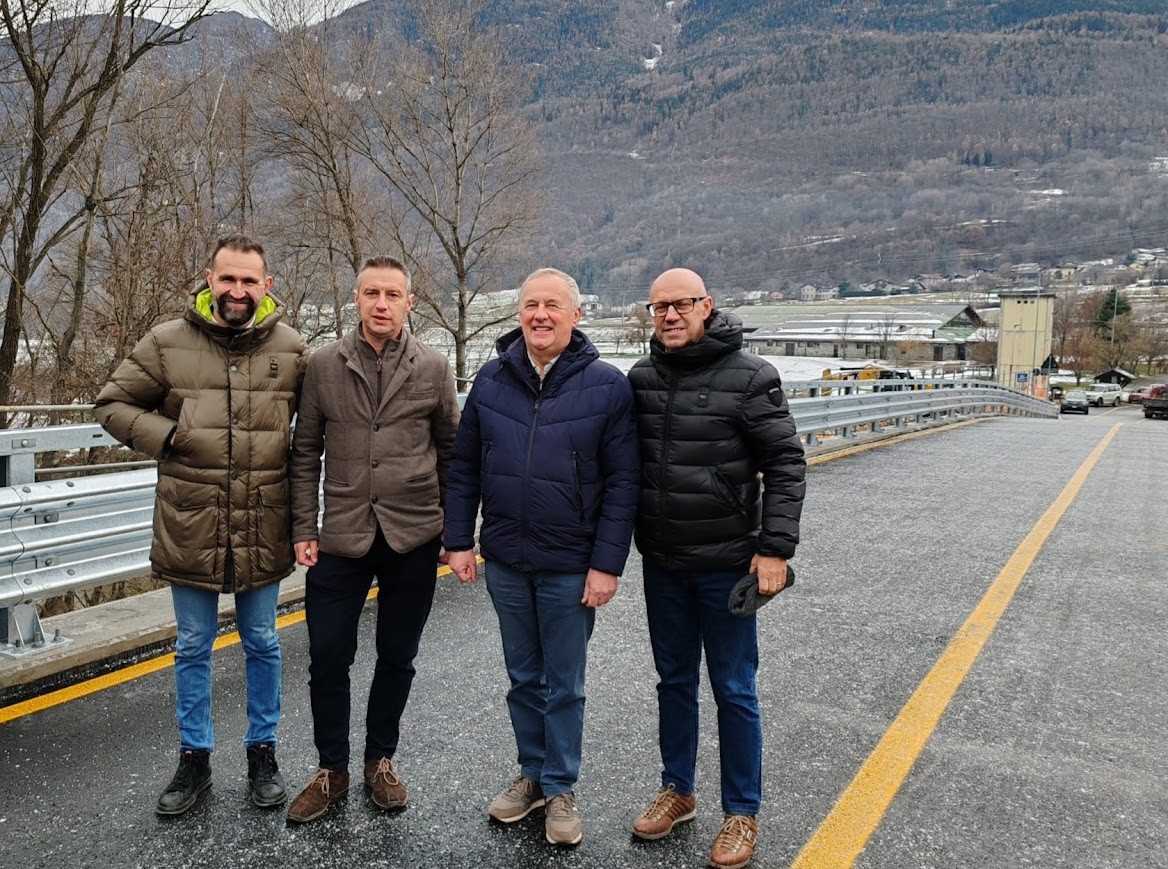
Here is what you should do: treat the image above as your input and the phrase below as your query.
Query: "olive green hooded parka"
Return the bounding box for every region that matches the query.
[95,289,308,593]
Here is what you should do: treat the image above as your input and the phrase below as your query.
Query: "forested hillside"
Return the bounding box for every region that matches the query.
[165,0,1168,299]
[480,1,1168,298]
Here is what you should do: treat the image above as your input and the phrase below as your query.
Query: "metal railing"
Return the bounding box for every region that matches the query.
[0,379,1055,660]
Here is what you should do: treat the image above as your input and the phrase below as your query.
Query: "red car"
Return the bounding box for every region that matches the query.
[1128,384,1166,404]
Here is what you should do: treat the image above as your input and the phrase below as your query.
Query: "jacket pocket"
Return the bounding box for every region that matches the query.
[403,470,437,490]
[480,441,493,490]
[253,480,292,578]
[323,476,352,497]
[153,477,221,579]
[572,451,585,521]
[710,468,745,513]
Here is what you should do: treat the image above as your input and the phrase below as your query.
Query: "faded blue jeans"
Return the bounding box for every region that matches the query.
[171,582,281,752]
[642,556,762,815]
[485,562,595,797]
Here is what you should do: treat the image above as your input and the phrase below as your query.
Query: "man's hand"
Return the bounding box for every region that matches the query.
[295,540,319,568]
[447,549,478,583]
[581,569,618,608]
[749,554,788,596]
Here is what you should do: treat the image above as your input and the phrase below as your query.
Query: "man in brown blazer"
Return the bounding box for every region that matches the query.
[285,255,460,823]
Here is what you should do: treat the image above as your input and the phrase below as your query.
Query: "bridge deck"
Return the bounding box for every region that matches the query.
[1,406,1165,869]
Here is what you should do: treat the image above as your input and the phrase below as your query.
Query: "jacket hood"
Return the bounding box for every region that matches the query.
[496,326,599,391]
[649,309,742,370]
[192,292,283,331]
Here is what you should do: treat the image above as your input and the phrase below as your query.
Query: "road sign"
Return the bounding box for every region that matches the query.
[1016,372,1029,383]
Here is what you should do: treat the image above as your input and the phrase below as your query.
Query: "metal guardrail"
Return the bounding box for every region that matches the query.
[0,379,1055,660]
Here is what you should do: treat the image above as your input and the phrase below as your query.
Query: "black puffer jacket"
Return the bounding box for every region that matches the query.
[628,310,806,572]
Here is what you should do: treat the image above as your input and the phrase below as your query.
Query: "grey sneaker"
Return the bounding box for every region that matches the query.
[487,775,545,823]
[545,792,583,846]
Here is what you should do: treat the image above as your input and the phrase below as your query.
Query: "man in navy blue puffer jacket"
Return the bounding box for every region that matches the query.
[445,267,639,848]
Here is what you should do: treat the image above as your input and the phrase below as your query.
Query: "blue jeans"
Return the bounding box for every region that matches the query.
[642,556,762,815]
[171,582,282,752]
[485,562,595,797]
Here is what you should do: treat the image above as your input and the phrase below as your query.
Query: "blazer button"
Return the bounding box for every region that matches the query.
[371,496,379,504]
[373,423,380,431]
[371,460,379,468]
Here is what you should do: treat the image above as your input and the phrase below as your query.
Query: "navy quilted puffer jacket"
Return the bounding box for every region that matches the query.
[444,327,640,575]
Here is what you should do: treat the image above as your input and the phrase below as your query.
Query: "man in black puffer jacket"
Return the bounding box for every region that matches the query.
[627,268,806,869]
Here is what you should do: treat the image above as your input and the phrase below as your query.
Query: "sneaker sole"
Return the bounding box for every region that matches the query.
[487,796,546,824]
[632,808,697,840]
[546,828,583,846]
[155,777,211,816]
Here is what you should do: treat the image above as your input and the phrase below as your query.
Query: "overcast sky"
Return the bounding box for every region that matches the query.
[212,0,360,21]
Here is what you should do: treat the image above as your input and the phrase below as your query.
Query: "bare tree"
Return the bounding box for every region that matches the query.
[0,0,213,419]
[352,0,543,388]
[250,0,382,338]
[875,313,898,360]
[626,306,654,355]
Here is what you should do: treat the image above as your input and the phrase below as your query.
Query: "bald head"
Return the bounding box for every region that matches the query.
[650,268,707,297]
[648,268,713,350]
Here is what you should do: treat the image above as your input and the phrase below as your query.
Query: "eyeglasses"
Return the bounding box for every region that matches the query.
[645,297,708,317]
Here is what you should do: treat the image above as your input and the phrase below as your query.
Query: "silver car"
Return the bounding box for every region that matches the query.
[1086,383,1122,407]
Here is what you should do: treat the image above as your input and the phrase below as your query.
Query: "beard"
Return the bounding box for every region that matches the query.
[216,294,257,328]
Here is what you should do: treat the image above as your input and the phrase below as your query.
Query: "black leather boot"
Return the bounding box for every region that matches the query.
[156,749,212,815]
[247,743,288,807]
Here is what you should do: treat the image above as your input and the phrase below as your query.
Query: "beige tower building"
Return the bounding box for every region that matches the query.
[997,289,1055,394]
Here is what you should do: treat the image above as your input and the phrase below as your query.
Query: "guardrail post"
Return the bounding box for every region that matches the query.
[0,602,69,660]
[804,431,819,446]
[1,453,36,487]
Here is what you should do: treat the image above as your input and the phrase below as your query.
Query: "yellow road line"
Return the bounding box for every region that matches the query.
[792,422,1121,869]
[0,562,459,725]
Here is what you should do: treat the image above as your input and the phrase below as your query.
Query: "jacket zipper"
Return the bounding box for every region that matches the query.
[519,381,543,568]
[225,342,237,593]
[658,369,679,523]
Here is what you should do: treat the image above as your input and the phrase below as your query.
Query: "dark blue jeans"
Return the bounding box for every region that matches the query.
[642,556,762,815]
[484,561,595,797]
[305,529,440,770]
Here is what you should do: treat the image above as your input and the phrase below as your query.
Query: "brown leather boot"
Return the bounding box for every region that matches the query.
[286,768,350,824]
[364,757,408,809]
[708,814,757,869]
[632,784,697,840]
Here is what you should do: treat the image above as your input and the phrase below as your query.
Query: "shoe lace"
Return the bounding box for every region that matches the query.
[547,793,577,820]
[251,746,277,780]
[504,775,533,800]
[370,758,401,786]
[307,767,335,797]
[713,815,754,852]
[643,785,681,821]
[167,752,201,790]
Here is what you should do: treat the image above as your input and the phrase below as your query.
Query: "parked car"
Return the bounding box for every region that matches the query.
[1086,383,1123,407]
[1128,383,1166,404]
[1142,386,1168,419]
[1059,390,1090,414]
